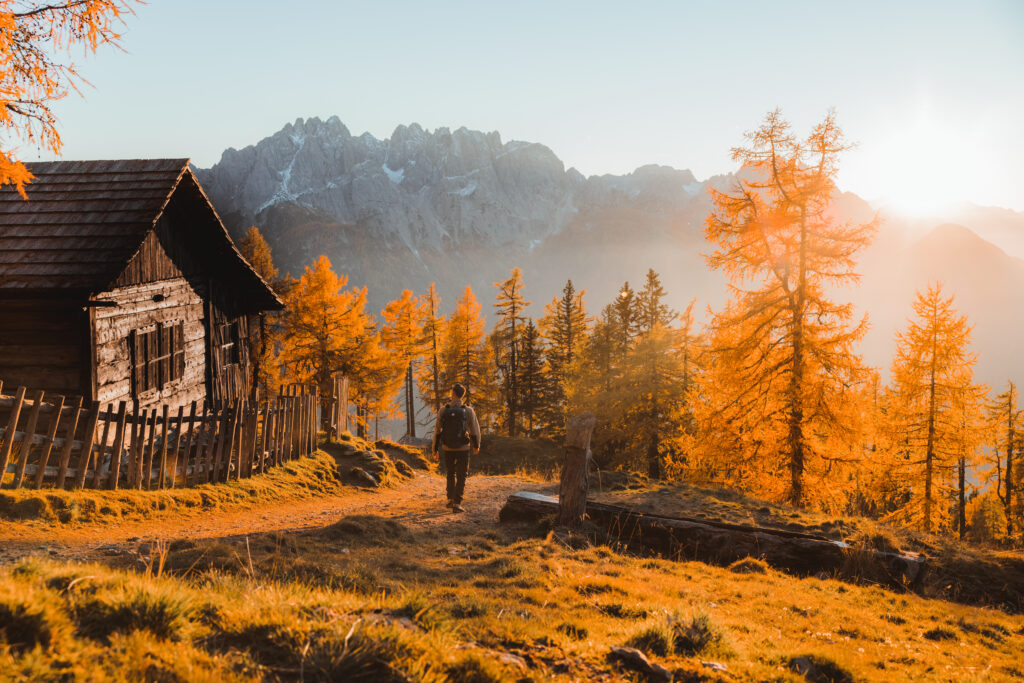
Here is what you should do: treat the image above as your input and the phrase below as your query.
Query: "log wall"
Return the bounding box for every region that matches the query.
[92,277,207,412]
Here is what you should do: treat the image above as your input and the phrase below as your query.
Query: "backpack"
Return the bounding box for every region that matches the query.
[439,404,470,449]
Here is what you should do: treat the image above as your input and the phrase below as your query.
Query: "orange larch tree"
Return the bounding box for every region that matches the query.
[380,289,429,438]
[888,283,985,533]
[1,1,137,194]
[415,282,446,422]
[700,109,876,507]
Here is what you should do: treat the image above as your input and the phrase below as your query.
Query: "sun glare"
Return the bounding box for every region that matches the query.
[863,107,987,217]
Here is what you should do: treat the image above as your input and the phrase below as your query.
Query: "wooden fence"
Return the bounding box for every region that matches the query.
[0,380,318,491]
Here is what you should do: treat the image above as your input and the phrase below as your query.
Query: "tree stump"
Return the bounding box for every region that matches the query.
[558,412,596,528]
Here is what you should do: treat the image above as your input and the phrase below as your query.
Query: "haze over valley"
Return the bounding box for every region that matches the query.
[198,116,1024,388]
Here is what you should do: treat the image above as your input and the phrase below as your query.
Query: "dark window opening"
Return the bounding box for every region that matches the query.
[131,321,185,396]
[219,320,243,367]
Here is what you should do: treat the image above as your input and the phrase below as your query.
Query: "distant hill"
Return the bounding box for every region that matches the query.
[197,118,1024,388]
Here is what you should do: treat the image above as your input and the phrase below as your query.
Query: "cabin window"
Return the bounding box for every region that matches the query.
[131,321,185,396]
[218,320,243,367]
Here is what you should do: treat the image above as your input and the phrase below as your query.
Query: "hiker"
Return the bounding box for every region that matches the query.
[432,383,481,512]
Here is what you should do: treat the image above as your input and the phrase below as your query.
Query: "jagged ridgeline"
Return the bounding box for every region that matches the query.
[197,117,1024,388]
[194,117,723,321]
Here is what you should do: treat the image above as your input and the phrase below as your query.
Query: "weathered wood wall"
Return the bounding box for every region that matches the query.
[0,299,89,397]
[92,278,207,411]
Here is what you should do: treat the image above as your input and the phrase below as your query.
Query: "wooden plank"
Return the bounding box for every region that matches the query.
[167,404,185,488]
[201,405,220,484]
[158,404,170,488]
[107,401,128,490]
[11,389,46,488]
[54,396,83,488]
[33,394,65,488]
[89,404,115,488]
[182,401,199,485]
[256,403,269,474]
[128,407,145,488]
[142,410,157,490]
[212,403,234,482]
[0,386,27,485]
[225,400,242,481]
[72,406,101,489]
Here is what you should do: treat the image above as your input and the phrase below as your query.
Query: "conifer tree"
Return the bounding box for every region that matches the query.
[281,256,395,421]
[516,319,549,436]
[701,109,876,507]
[987,382,1020,540]
[380,290,429,438]
[624,324,687,478]
[415,283,446,421]
[889,284,984,532]
[636,269,675,333]
[613,282,640,351]
[1,1,138,193]
[492,268,531,436]
[238,226,282,399]
[538,279,589,431]
[441,286,489,407]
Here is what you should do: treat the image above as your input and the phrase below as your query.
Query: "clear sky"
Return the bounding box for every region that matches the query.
[26,0,1024,211]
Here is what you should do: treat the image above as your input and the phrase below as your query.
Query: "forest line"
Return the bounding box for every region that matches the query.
[237,110,1020,547]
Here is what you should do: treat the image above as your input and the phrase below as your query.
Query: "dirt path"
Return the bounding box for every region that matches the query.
[0,472,554,564]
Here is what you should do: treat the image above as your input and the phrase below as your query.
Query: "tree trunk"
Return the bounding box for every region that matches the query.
[558,413,596,528]
[788,208,809,507]
[647,433,661,479]
[958,456,967,540]
[924,323,938,533]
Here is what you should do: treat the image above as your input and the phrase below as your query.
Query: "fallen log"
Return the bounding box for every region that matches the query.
[500,491,928,590]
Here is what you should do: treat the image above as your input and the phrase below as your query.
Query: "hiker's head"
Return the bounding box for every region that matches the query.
[451,383,466,400]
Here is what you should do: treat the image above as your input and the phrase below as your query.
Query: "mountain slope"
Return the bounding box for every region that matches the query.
[198,118,1024,386]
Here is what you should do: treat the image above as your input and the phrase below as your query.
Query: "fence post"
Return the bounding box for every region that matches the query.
[0,386,27,486]
[33,395,66,488]
[72,405,102,490]
[12,389,45,488]
[89,404,114,489]
[108,402,128,490]
[54,396,82,489]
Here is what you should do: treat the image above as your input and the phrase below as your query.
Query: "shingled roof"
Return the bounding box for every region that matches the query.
[0,159,281,309]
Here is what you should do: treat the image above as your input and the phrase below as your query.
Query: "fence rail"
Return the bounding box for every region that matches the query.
[0,379,318,491]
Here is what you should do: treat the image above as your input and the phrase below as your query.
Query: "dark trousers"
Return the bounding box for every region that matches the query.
[443,449,470,503]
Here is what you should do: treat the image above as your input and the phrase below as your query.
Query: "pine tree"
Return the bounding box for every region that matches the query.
[538,280,589,432]
[613,282,639,351]
[623,324,687,478]
[889,284,984,532]
[380,290,429,438]
[516,319,549,436]
[701,109,876,507]
[492,268,531,437]
[415,283,446,422]
[636,269,675,333]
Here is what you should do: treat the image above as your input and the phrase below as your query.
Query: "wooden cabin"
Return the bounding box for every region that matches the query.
[0,159,282,411]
